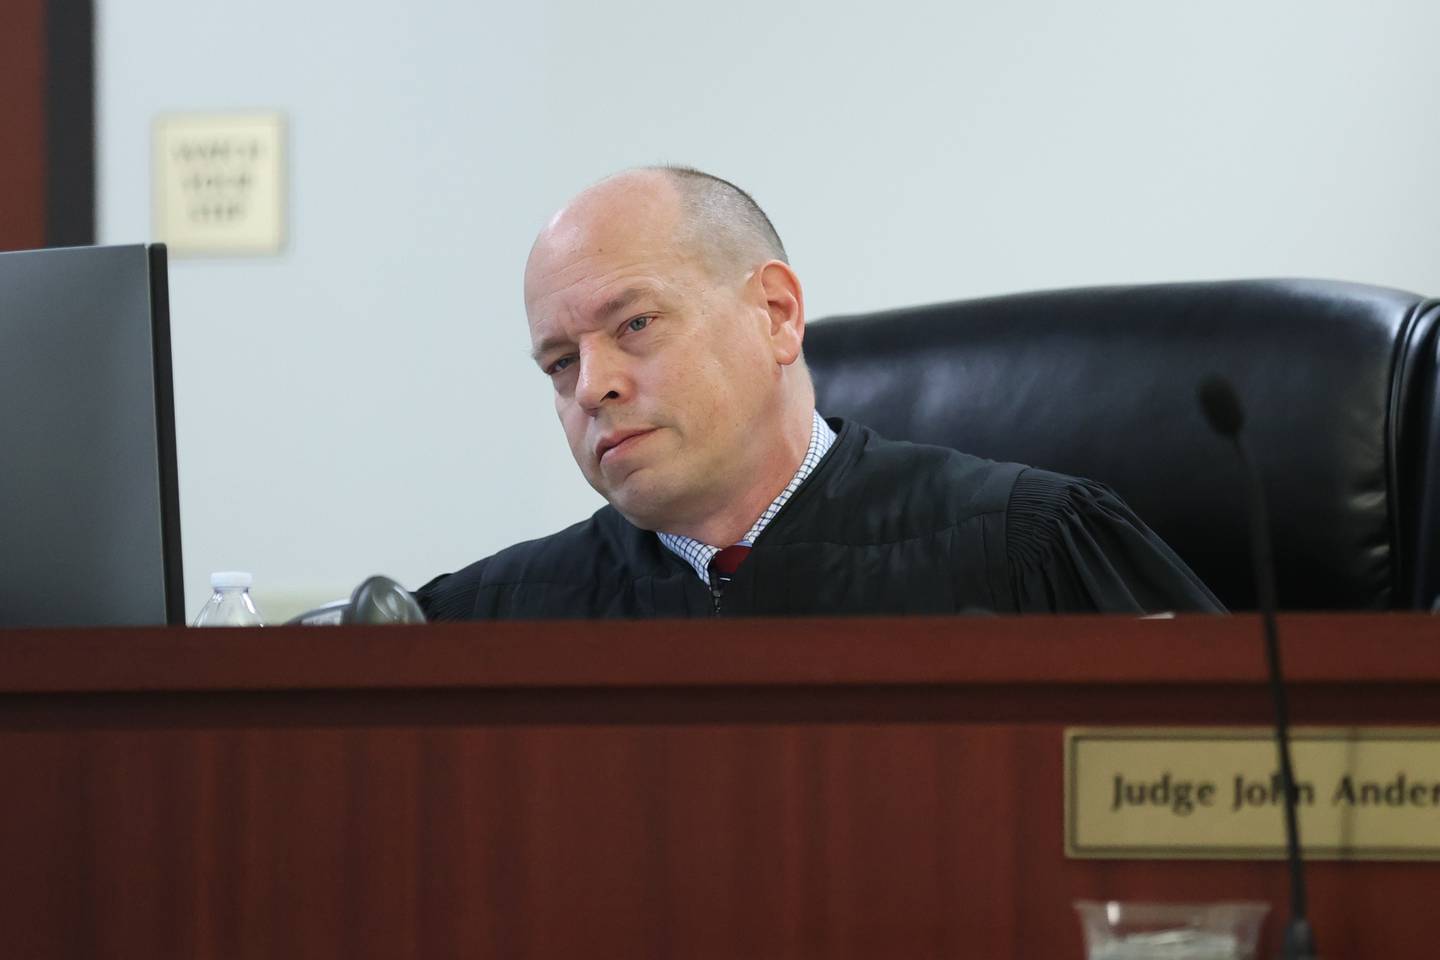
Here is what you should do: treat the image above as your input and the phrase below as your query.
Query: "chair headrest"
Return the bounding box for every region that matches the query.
[806,279,1440,609]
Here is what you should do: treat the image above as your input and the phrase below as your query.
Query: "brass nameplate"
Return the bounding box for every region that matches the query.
[1065,727,1440,860]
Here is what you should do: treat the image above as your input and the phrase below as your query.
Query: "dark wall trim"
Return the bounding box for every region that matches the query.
[0,0,47,252]
[44,0,95,247]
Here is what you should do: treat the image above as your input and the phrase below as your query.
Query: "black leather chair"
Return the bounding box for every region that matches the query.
[806,280,1440,610]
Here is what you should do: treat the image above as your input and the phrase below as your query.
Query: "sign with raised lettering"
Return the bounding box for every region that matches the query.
[153,112,285,256]
[1065,728,1440,860]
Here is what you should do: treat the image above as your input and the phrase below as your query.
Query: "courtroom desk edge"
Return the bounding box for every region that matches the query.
[0,613,1434,694]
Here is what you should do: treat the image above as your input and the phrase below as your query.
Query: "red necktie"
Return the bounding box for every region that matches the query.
[709,544,751,587]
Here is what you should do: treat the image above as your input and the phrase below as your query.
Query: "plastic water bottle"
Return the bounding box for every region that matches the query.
[192,571,265,627]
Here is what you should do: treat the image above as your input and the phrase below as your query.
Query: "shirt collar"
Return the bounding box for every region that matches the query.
[657,410,837,586]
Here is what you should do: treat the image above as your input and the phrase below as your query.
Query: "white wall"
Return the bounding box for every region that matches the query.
[98,0,1440,619]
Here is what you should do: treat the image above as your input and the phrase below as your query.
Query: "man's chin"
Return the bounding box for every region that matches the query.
[601,472,684,532]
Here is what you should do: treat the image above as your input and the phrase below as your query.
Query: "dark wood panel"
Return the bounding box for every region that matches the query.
[2,618,1438,958]
[0,0,46,251]
[5,718,1438,958]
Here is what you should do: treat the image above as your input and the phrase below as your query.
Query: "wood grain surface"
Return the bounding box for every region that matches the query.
[2,615,1436,958]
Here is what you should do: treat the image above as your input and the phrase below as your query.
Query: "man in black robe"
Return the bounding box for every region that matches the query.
[416,167,1221,618]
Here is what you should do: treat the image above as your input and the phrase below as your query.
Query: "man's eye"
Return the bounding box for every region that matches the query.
[546,355,576,375]
[626,316,652,333]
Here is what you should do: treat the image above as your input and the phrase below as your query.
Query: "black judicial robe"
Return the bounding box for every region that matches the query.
[415,419,1223,619]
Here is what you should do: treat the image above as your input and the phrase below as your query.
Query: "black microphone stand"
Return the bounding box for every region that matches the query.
[1199,377,1318,960]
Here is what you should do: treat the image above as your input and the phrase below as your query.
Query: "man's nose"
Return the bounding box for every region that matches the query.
[574,342,629,413]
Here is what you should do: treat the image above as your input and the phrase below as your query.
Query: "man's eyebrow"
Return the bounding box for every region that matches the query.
[594,285,654,320]
[529,335,568,365]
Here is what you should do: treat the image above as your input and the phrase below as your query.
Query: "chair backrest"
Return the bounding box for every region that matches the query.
[805,279,1440,610]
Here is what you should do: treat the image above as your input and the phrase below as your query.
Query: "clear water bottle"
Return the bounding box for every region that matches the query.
[192,571,265,627]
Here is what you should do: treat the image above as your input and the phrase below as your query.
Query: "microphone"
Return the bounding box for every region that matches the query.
[286,575,427,626]
[1197,375,1317,960]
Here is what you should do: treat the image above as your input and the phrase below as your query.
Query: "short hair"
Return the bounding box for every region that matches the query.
[652,166,789,278]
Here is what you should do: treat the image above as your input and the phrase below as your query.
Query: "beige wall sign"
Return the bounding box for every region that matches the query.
[153,112,286,256]
[1066,727,1440,861]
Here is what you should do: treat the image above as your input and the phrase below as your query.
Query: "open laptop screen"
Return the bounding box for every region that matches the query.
[0,244,184,627]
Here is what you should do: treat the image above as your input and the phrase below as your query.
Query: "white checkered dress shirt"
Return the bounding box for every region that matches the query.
[658,410,837,588]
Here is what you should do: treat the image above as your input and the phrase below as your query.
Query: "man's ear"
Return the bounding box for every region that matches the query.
[757,260,805,366]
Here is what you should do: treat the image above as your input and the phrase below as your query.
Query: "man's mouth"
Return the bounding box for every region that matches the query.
[596,428,656,462]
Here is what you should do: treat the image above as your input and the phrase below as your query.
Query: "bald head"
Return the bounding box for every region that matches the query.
[528,167,786,287]
[660,166,788,279]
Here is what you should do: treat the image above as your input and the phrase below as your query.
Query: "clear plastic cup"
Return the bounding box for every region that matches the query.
[1074,901,1269,960]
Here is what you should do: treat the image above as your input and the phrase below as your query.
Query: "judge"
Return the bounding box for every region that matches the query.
[416,167,1222,618]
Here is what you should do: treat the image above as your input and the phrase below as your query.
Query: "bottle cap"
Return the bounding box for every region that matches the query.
[210,571,253,590]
